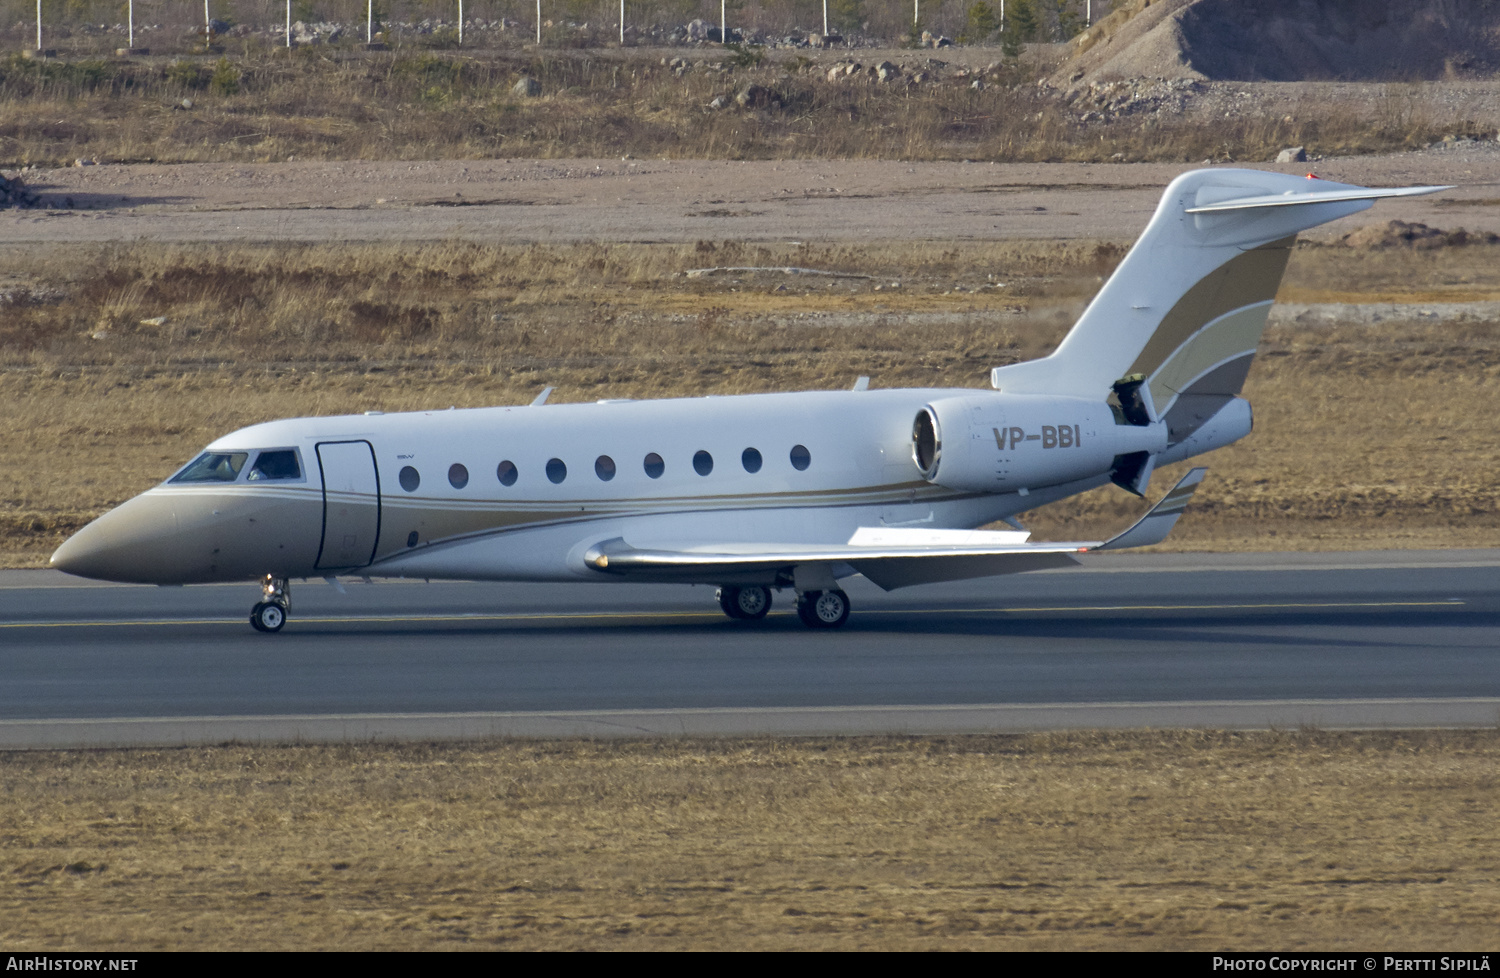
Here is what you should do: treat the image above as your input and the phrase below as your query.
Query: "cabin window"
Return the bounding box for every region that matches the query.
[790,444,812,471]
[643,453,665,479]
[693,450,713,476]
[247,449,301,481]
[448,463,469,490]
[741,447,762,473]
[595,455,616,481]
[171,452,248,484]
[546,458,568,484]
[497,460,518,486]
[399,466,420,492]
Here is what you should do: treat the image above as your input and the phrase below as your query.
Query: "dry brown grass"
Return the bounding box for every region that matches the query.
[0,48,1467,167]
[5,237,1500,565]
[1,732,1497,949]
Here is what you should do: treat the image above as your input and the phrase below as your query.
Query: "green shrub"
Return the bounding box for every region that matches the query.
[165,60,208,91]
[209,58,240,96]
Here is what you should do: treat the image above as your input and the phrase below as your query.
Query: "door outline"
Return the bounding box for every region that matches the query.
[314,440,381,570]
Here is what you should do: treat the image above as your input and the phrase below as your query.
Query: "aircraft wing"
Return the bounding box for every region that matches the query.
[584,468,1208,591]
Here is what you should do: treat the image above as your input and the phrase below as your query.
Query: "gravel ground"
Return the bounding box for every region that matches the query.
[2,144,1499,245]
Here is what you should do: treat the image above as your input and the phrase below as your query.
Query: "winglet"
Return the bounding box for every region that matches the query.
[1093,467,1207,551]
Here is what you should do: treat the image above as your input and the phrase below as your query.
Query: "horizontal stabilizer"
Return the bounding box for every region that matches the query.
[1094,467,1207,551]
[1184,184,1452,214]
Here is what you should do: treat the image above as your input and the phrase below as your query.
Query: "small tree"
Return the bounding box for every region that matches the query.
[961,1,999,43]
[831,0,864,35]
[1053,0,1087,39]
[209,57,239,96]
[1009,0,1041,40]
[1000,0,1041,55]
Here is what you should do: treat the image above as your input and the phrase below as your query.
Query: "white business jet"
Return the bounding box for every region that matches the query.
[51,169,1447,631]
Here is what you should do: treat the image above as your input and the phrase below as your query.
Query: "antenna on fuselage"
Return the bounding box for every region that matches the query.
[851,376,870,391]
[530,386,554,406]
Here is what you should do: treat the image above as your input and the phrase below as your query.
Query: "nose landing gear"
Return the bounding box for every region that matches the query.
[250,575,290,633]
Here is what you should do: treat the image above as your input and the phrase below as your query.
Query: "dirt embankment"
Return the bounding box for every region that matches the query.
[1062,0,1500,84]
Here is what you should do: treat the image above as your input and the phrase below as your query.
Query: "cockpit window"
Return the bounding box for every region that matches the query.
[171,452,248,484]
[248,449,302,481]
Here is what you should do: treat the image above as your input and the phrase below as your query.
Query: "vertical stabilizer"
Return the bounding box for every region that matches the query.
[990,169,1449,442]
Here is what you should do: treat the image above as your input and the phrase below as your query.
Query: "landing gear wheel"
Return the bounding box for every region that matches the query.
[250,601,286,633]
[717,586,772,620]
[249,575,290,633]
[796,589,850,629]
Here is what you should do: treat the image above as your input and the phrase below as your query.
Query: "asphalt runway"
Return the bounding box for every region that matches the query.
[2,550,1498,747]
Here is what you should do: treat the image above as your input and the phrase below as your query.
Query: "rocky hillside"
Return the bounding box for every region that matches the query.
[1059,0,1500,84]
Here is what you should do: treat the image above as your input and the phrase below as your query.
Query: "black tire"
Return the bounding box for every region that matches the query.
[719,586,772,620]
[717,587,746,619]
[250,601,286,633]
[797,589,850,629]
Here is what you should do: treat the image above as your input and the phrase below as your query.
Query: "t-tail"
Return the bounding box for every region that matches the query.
[990,168,1449,491]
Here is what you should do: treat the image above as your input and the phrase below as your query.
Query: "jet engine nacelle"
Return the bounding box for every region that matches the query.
[912,393,1167,493]
[1157,396,1253,465]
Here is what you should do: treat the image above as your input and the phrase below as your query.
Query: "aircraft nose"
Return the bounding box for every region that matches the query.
[50,494,180,583]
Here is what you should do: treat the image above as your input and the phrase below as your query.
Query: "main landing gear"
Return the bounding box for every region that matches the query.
[717,586,772,620]
[796,589,850,629]
[715,585,851,629]
[249,575,289,633]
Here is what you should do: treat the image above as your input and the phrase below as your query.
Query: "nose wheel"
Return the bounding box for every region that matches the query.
[249,575,290,633]
[796,589,850,629]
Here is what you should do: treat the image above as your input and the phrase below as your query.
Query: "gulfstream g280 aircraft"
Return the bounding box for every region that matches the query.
[51,169,1446,631]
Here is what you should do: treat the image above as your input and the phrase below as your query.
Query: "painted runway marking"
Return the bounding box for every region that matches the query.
[0,599,1466,629]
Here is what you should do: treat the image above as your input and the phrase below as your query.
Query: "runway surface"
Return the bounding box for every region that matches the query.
[2,550,1498,747]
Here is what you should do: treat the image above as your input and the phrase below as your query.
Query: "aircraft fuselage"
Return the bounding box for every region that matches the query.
[51,387,1164,586]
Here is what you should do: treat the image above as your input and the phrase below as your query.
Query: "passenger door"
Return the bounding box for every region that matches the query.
[315,440,381,570]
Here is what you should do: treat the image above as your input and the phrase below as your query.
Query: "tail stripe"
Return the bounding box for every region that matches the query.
[1148,303,1272,411]
[1124,237,1293,382]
